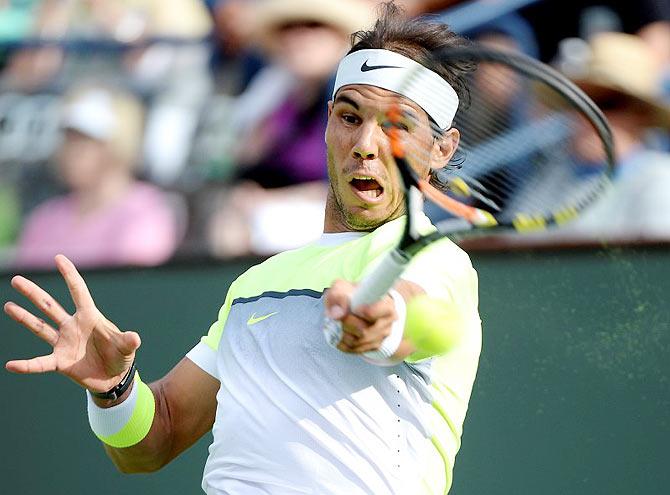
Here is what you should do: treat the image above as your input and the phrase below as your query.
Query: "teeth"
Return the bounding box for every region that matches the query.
[352,176,375,180]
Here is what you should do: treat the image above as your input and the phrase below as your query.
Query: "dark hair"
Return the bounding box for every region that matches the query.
[348,2,474,108]
[347,2,473,177]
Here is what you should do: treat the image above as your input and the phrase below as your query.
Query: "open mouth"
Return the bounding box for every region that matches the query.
[349,176,384,200]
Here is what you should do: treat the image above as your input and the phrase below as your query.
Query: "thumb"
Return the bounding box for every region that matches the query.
[325,280,354,320]
[118,331,142,356]
[325,291,348,320]
[327,303,346,320]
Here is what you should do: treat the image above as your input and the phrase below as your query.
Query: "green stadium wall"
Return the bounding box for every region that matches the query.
[1,248,668,495]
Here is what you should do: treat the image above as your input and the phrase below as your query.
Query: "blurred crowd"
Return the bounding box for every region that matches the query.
[0,0,669,270]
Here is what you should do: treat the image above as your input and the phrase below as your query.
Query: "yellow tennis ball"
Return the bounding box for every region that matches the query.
[405,295,465,355]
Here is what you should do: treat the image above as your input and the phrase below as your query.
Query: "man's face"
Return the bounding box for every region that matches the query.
[324,84,458,231]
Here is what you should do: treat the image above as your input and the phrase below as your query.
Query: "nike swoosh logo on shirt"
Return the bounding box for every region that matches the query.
[247,312,278,325]
[360,60,402,72]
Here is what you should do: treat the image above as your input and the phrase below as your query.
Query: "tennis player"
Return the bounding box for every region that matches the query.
[4,3,481,494]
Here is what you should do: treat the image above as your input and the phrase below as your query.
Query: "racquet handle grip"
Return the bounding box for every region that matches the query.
[351,249,410,310]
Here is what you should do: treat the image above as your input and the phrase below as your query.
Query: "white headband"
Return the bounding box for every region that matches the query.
[332,49,459,129]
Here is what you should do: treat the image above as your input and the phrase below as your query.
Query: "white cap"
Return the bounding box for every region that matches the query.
[62,89,117,141]
[61,87,145,164]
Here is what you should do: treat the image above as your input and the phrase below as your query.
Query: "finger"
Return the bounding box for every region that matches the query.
[350,341,387,354]
[340,332,358,348]
[6,354,58,374]
[117,331,142,356]
[10,276,70,326]
[340,314,368,338]
[55,255,96,310]
[336,341,357,354]
[356,295,397,322]
[4,302,59,346]
[349,318,395,351]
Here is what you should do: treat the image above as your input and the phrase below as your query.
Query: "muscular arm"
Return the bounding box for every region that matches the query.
[4,255,221,474]
[96,357,219,473]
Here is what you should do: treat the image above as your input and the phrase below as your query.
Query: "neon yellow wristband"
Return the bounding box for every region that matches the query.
[91,372,156,448]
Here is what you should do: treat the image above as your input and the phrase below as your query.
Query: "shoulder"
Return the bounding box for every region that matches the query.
[229,243,333,299]
[23,195,72,226]
[119,183,181,234]
[411,236,474,277]
[125,182,172,209]
[403,237,478,303]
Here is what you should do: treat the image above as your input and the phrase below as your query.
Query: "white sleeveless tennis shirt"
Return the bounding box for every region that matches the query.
[187,216,482,494]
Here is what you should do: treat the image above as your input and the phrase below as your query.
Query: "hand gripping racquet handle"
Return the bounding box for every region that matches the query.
[323,249,410,354]
[350,249,410,310]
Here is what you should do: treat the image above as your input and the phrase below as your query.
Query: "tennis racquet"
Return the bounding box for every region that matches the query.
[323,44,615,357]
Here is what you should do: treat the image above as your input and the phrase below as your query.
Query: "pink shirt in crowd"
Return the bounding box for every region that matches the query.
[15,182,180,269]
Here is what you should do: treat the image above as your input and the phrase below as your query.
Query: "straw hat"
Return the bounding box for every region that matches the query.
[566,32,670,128]
[250,0,375,42]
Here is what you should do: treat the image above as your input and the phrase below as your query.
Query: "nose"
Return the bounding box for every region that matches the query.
[352,122,379,161]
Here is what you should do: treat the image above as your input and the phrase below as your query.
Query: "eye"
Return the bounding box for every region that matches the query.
[381,120,411,133]
[341,113,360,125]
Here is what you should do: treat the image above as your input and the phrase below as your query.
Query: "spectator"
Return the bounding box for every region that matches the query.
[211,0,258,56]
[229,0,374,187]
[510,32,670,243]
[15,86,182,269]
[426,13,541,224]
[639,19,670,114]
[522,0,670,61]
[567,33,670,240]
[464,14,539,206]
[1,0,64,93]
[208,0,461,52]
[121,0,214,186]
[205,0,374,257]
[1,0,214,187]
[639,19,670,152]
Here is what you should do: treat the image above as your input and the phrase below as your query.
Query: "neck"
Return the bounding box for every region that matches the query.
[73,172,132,217]
[323,189,404,234]
[323,190,350,233]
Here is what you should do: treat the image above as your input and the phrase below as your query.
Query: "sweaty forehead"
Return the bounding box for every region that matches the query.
[334,84,429,120]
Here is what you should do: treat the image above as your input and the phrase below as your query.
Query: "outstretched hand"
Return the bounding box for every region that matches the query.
[4,254,140,394]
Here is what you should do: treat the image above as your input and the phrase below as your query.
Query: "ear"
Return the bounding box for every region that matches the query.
[429,128,460,171]
[327,100,334,118]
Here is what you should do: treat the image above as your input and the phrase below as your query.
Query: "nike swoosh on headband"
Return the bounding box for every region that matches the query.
[334,49,460,129]
[361,60,402,72]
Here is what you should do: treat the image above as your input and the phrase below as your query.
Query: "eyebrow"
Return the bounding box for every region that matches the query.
[333,95,359,109]
[400,108,420,123]
[334,93,424,126]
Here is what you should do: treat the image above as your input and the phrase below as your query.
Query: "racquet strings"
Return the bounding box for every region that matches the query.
[393,48,613,231]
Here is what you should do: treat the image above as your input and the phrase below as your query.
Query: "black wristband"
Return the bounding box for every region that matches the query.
[90,360,137,401]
